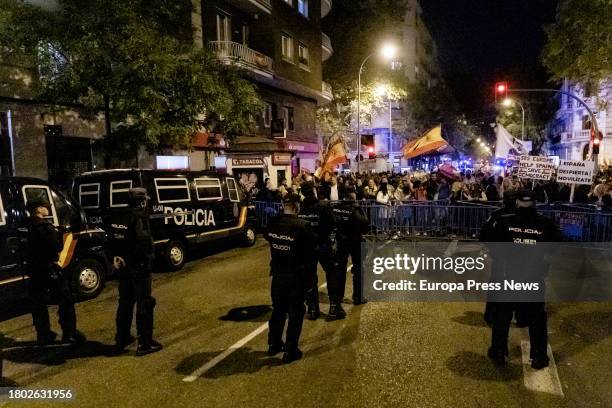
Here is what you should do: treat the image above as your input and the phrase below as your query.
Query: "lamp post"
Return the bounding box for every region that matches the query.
[356,43,397,172]
[502,98,525,140]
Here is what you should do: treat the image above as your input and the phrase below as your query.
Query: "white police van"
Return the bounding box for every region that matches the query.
[73,169,257,271]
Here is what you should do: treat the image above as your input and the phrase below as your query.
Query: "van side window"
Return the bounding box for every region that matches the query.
[110,180,133,207]
[195,178,222,201]
[22,185,58,225]
[0,190,5,226]
[79,183,100,209]
[226,178,240,202]
[154,178,191,203]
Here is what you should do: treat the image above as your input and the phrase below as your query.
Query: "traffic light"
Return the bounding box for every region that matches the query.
[367,146,376,159]
[494,82,508,102]
[592,129,603,155]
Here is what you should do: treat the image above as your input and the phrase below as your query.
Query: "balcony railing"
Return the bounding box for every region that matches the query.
[322,32,333,61]
[322,81,333,100]
[208,41,273,75]
[226,0,272,15]
[574,130,590,139]
[321,0,332,18]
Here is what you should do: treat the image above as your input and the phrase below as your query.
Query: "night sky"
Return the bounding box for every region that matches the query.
[420,0,559,121]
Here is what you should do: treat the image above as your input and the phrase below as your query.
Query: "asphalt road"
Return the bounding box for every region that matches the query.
[0,237,610,408]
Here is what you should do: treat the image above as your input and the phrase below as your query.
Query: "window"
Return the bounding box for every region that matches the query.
[216,13,231,42]
[298,44,309,68]
[22,185,58,225]
[226,178,240,202]
[154,178,191,203]
[0,190,5,226]
[298,0,308,17]
[195,178,223,201]
[79,183,100,209]
[263,102,273,128]
[51,189,80,229]
[282,106,295,131]
[282,34,293,62]
[110,180,133,208]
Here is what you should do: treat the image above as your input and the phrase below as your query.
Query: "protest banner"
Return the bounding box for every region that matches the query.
[517,155,555,181]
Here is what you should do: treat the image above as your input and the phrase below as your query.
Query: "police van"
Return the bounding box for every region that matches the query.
[0,177,111,306]
[72,169,257,271]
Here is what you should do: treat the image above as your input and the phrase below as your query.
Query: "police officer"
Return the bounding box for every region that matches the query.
[298,181,338,320]
[26,202,86,345]
[265,193,316,363]
[109,188,162,356]
[483,190,562,369]
[332,189,369,318]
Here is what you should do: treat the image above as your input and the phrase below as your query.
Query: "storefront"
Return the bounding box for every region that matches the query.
[280,140,320,175]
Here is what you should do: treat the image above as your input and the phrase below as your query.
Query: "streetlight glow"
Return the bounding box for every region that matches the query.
[502,98,513,107]
[374,83,388,97]
[380,43,397,60]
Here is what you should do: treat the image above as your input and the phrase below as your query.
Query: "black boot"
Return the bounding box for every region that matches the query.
[487,347,507,366]
[531,355,549,370]
[307,306,320,321]
[136,339,163,356]
[115,335,136,353]
[37,331,58,346]
[352,298,368,306]
[282,348,303,364]
[62,330,87,345]
[267,342,285,356]
[326,304,347,321]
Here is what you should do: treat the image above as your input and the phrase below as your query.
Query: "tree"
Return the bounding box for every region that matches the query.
[542,0,612,83]
[0,0,261,159]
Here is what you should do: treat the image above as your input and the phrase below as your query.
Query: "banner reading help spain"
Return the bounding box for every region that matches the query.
[556,159,595,185]
[517,155,555,181]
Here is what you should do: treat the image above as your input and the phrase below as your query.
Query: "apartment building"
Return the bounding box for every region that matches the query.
[545,79,612,164]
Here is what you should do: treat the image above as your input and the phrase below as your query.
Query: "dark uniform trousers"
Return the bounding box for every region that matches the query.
[335,241,362,302]
[116,269,155,343]
[268,275,306,352]
[305,247,337,308]
[28,273,77,337]
[491,301,547,358]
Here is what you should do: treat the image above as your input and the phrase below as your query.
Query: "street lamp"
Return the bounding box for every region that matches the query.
[357,43,397,171]
[502,97,526,140]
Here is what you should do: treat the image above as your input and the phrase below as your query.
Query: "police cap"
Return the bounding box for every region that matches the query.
[516,190,535,203]
[300,181,316,197]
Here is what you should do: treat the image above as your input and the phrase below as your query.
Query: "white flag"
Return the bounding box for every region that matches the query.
[495,124,530,158]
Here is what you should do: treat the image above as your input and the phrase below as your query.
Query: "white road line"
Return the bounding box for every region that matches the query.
[520,340,564,397]
[182,280,332,383]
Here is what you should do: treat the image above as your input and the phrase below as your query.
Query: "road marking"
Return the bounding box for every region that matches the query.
[520,340,564,397]
[182,280,332,383]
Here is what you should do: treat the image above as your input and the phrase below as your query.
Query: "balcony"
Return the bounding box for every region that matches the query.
[574,130,590,140]
[225,0,271,15]
[322,33,333,61]
[208,41,274,78]
[321,0,332,18]
[322,81,333,101]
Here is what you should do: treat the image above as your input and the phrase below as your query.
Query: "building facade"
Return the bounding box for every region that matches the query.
[197,0,333,181]
[365,0,440,169]
[545,79,612,164]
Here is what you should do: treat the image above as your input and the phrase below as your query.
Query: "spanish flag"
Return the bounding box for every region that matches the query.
[322,140,347,170]
[402,126,452,159]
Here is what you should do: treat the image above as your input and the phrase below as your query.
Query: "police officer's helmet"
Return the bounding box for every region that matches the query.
[516,190,536,207]
[283,192,301,204]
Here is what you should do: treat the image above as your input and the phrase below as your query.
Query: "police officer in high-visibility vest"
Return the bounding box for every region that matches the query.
[332,189,369,318]
[265,193,317,363]
[298,181,337,320]
[483,190,562,369]
[109,188,162,356]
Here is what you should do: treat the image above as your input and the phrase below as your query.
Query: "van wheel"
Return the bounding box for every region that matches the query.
[71,259,105,301]
[242,224,257,247]
[164,240,186,271]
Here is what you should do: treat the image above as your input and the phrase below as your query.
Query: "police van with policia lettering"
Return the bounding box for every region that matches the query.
[0,177,111,306]
[73,169,257,271]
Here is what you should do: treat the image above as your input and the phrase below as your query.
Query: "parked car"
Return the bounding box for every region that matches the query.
[0,177,110,306]
[73,169,257,271]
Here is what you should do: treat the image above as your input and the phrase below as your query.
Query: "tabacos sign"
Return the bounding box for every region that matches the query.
[162,206,216,227]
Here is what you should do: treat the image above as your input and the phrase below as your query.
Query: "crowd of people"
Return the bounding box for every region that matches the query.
[252,165,612,209]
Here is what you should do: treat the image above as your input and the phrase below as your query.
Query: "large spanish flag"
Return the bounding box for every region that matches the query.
[402,126,452,159]
[322,140,347,170]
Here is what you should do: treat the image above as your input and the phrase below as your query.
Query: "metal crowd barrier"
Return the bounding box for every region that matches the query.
[252,200,612,242]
